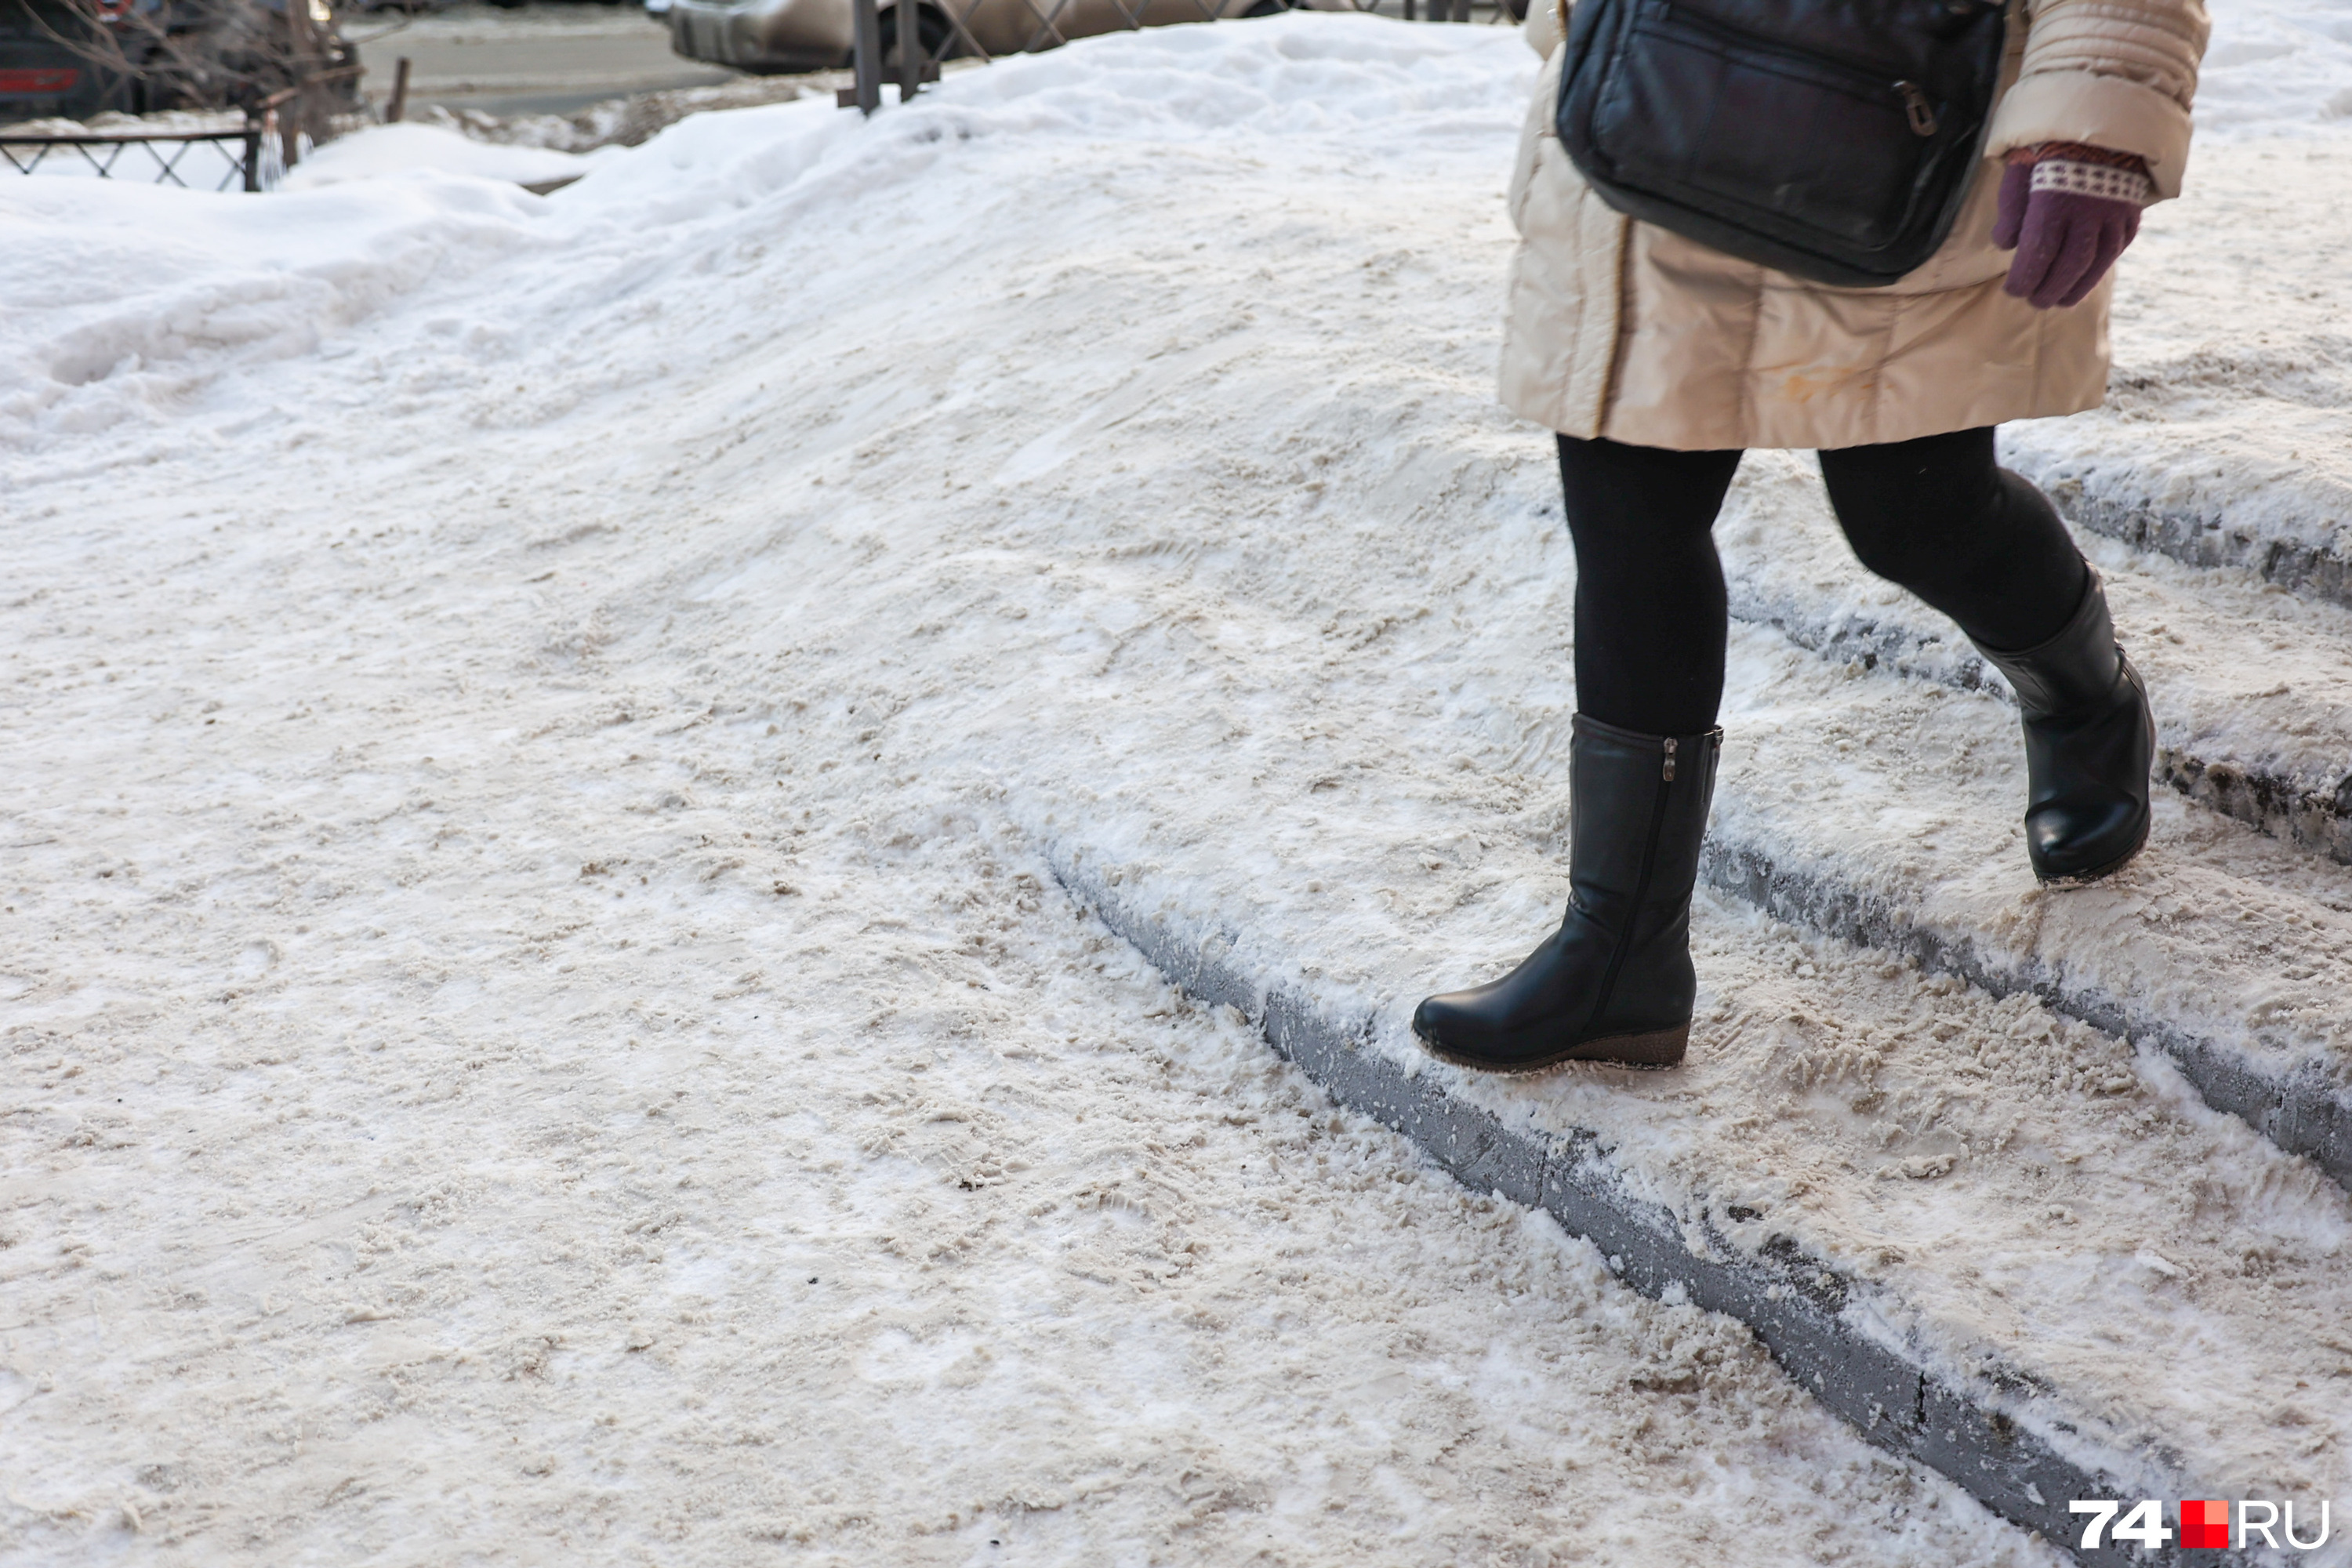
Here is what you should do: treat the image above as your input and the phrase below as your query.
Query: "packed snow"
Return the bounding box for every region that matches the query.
[2194,0,2352,138]
[5,6,2350,1563]
[282,122,612,191]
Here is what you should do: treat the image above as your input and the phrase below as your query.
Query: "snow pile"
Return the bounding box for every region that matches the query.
[0,17,1526,441]
[0,172,552,427]
[281,122,613,191]
[552,18,1526,221]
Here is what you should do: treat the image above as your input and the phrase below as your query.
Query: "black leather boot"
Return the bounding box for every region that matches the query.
[1970,566,2154,884]
[1412,715,1721,1072]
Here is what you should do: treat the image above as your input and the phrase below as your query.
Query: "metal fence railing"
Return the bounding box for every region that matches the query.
[0,61,358,191]
[0,122,274,191]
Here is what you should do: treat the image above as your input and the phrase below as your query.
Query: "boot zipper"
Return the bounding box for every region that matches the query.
[1589,739,1678,1029]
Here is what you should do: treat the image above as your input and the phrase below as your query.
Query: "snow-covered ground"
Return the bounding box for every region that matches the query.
[5,8,2351,1563]
[281,122,613,191]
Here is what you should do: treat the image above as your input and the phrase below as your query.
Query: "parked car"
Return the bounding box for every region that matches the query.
[0,0,356,122]
[2,0,143,118]
[666,0,1352,76]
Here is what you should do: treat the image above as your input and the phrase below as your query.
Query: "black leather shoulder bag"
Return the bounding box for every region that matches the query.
[1555,0,2009,288]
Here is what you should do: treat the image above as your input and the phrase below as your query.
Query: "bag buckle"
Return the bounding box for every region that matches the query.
[1895,81,1938,136]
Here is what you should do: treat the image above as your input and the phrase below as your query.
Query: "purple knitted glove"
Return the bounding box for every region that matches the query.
[1993,144,2154,310]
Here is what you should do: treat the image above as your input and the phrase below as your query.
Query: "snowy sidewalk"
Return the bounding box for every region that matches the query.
[6,11,2352,1564]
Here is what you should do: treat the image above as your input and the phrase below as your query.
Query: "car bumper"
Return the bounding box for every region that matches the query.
[667,0,851,71]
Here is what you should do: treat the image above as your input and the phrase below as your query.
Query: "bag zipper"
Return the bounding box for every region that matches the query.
[1639,5,1950,132]
[1642,2,1937,88]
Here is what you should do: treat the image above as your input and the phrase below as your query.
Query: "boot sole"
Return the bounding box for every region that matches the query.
[1416,1022,1689,1074]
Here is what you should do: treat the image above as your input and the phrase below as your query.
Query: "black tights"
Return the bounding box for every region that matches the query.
[1559,426,2089,735]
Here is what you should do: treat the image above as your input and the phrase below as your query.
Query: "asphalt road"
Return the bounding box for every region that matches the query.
[355,3,741,118]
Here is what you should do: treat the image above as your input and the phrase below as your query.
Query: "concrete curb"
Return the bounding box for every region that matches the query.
[2028,470,2352,616]
[1048,848,2256,1568]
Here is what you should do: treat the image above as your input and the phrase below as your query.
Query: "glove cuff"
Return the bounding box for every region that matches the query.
[2005,140,2158,208]
[2028,158,2157,208]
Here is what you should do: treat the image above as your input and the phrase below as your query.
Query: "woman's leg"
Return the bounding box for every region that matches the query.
[1815,426,2085,650]
[1409,435,1740,1074]
[1817,427,2152,883]
[1558,433,1744,733]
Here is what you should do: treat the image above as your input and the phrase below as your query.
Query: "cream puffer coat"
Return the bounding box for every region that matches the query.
[1500,0,2210,451]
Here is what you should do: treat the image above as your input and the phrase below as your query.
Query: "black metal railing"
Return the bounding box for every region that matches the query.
[0,122,274,191]
[1,61,361,191]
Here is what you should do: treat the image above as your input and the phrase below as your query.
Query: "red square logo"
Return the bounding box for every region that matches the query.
[2180,1499,2229,1549]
